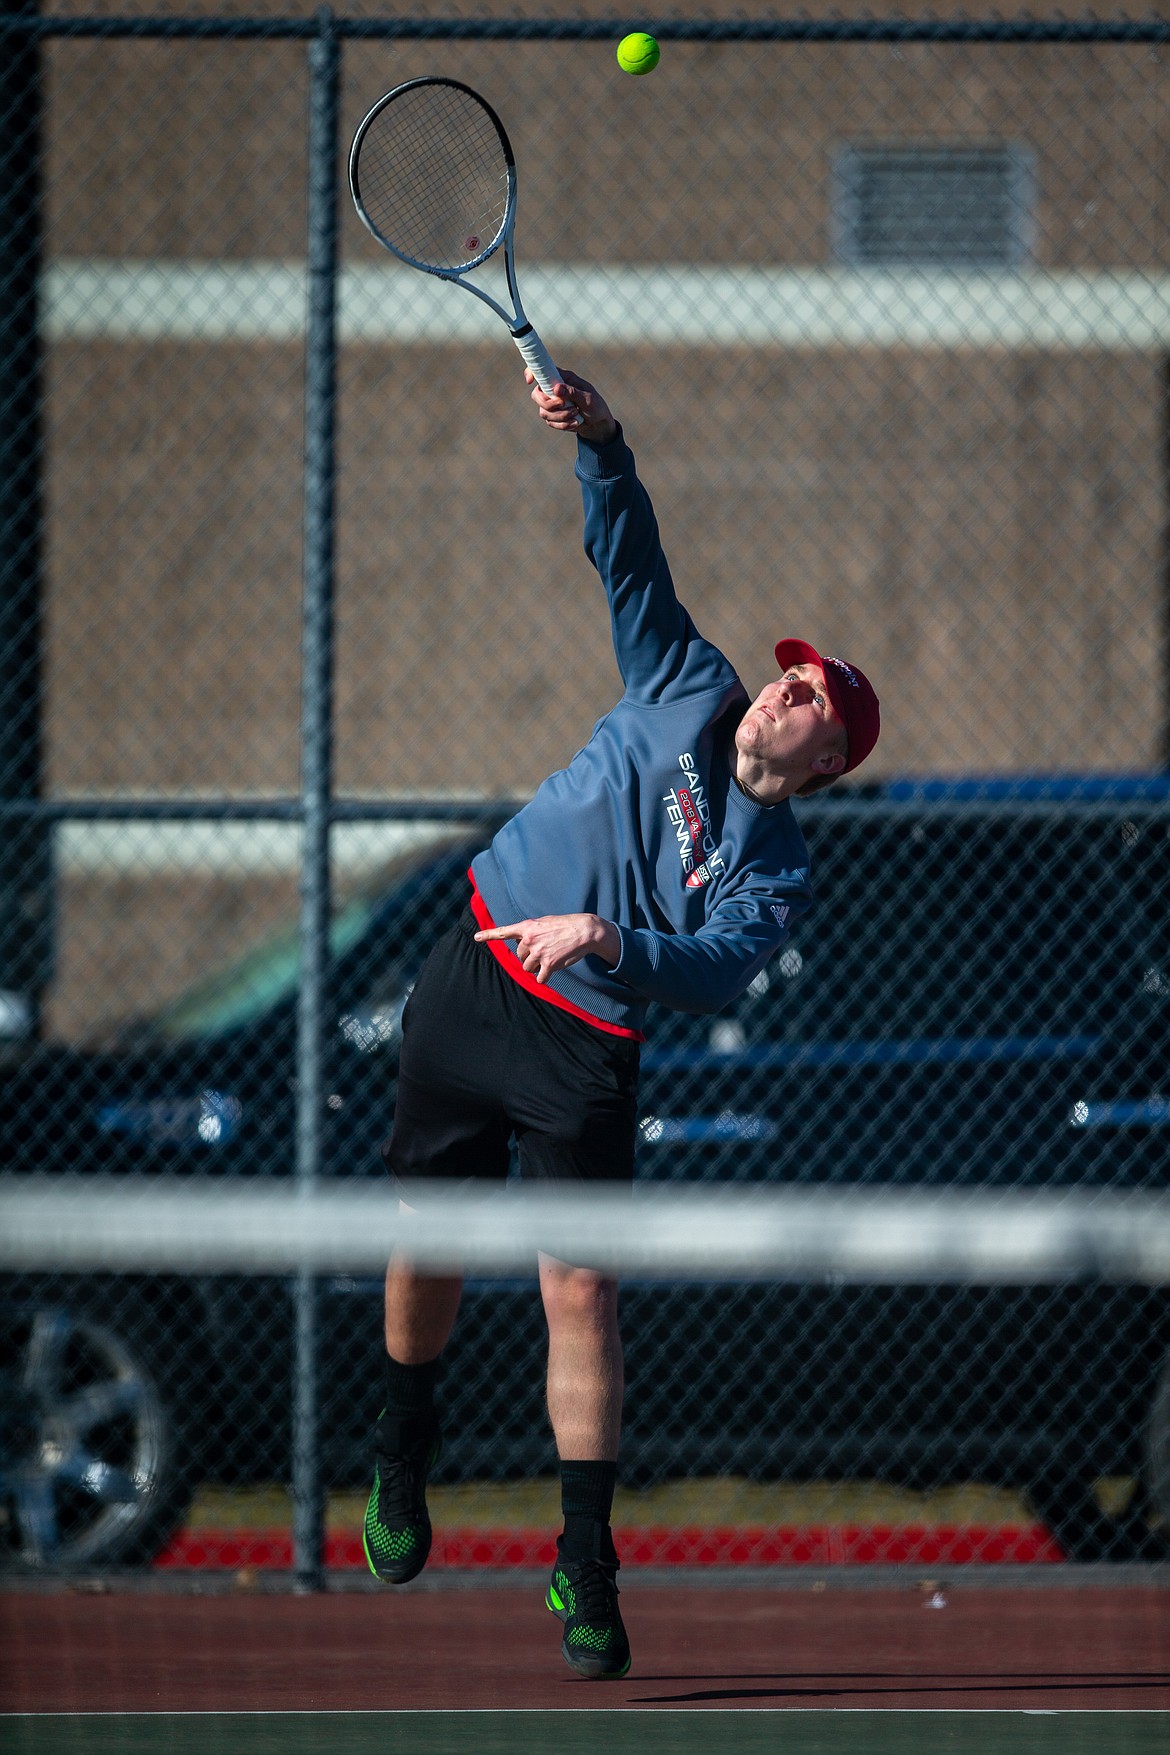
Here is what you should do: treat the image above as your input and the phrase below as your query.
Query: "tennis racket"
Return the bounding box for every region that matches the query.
[349,77,562,392]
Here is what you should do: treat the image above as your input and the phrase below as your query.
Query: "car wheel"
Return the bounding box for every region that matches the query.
[1026,1367,1170,1562]
[0,1301,195,1571]
[1145,1346,1170,1532]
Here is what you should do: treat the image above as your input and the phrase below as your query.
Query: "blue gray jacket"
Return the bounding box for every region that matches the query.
[471,427,812,1033]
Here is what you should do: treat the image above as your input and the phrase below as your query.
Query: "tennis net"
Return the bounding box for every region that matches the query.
[3,1174,1170,1282]
[3,1175,1168,1579]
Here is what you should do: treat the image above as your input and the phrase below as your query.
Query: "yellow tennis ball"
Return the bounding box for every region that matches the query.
[616,32,660,76]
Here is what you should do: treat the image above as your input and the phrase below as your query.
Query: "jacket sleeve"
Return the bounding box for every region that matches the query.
[577,431,732,706]
[607,879,812,1014]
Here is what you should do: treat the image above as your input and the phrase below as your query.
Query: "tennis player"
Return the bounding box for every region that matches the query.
[364,369,880,1678]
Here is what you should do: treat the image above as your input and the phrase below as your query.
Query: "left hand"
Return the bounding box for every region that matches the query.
[474,912,621,983]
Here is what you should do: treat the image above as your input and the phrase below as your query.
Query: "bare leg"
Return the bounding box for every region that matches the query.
[384,1259,462,1364]
[538,1255,623,1460]
[538,1261,631,1682]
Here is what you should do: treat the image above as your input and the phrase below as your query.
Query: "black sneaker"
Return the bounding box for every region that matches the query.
[362,1408,441,1584]
[546,1547,631,1679]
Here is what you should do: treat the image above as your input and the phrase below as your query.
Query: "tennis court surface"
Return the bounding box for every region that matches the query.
[3,1710,1170,1755]
[4,1571,1167,1753]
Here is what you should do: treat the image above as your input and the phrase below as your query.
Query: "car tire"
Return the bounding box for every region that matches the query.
[1026,1382,1170,1562]
[1,1299,195,1572]
[1145,1346,1170,1533]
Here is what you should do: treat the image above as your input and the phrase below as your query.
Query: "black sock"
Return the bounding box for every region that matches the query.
[381,1353,442,1440]
[560,1460,618,1565]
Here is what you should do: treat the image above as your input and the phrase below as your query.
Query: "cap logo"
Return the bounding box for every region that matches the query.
[824,656,859,689]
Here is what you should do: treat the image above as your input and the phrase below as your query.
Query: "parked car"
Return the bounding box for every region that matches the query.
[2,788,1168,1570]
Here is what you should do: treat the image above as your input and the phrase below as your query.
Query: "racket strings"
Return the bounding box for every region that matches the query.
[356,84,511,272]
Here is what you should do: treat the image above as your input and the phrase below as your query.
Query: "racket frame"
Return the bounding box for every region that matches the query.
[349,76,560,390]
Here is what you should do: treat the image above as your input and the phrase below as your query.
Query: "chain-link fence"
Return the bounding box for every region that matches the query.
[1,7,1168,1580]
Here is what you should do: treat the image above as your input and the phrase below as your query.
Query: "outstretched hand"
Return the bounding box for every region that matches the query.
[475,912,621,983]
[526,368,617,445]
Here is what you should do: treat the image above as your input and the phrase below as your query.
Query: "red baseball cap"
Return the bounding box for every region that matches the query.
[774,638,880,776]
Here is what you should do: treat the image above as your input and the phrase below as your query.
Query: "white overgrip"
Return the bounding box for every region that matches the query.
[511,324,560,392]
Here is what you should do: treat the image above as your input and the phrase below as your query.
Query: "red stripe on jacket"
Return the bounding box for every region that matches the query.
[468,874,645,1043]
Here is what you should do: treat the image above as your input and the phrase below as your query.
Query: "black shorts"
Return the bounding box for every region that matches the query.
[383,909,641,1188]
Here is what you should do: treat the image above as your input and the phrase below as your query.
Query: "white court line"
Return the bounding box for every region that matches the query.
[3,1708,1165,1716]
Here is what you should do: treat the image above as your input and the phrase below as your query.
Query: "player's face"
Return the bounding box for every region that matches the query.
[734,663,846,776]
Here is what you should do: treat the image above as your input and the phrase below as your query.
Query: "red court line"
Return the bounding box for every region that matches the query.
[154,1523,1065,1570]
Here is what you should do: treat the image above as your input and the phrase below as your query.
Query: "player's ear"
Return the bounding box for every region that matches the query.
[811,749,847,778]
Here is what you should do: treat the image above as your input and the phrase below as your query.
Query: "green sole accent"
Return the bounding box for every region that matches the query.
[361,1526,380,1581]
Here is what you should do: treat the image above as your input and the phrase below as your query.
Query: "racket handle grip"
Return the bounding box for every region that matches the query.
[511,324,560,393]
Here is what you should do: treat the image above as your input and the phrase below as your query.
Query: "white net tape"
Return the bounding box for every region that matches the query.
[2,1177,1169,1283]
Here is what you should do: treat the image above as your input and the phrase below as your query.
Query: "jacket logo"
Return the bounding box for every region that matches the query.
[663,753,726,885]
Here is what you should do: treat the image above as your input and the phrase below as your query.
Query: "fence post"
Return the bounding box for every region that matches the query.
[0,0,51,1043]
[293,3,340,1594]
